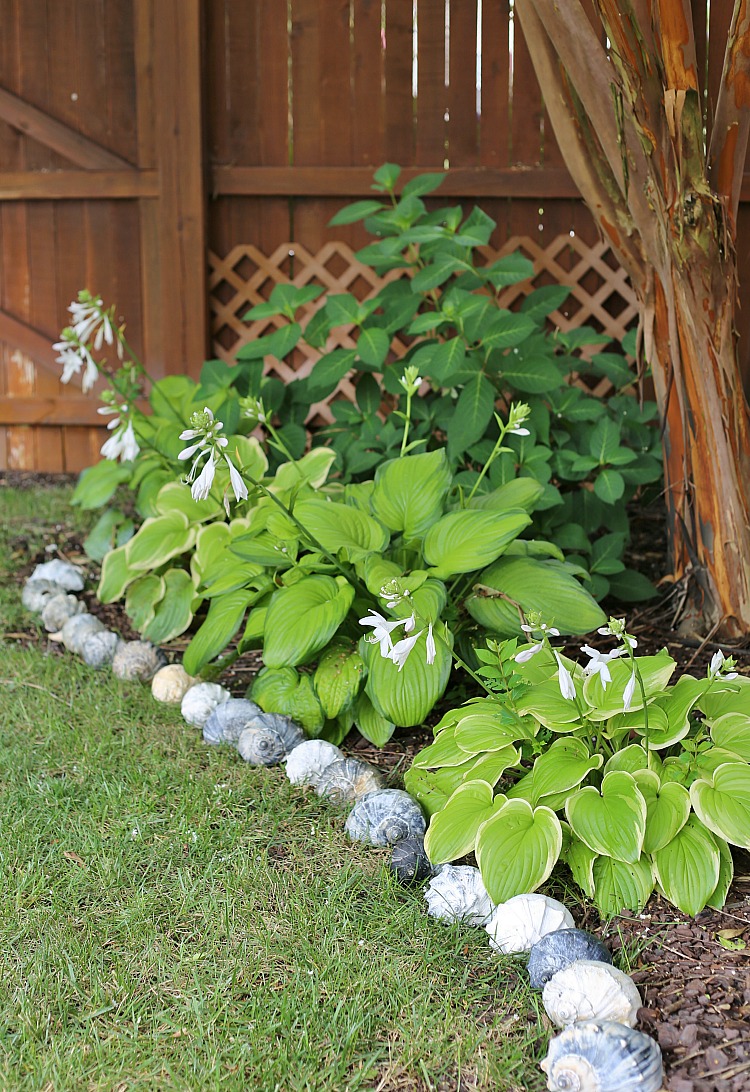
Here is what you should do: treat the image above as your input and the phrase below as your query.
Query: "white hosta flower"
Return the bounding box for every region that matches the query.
[100,421,139,462]
[190,452,217,501]
[708,649,738,681]
[580,645,625,688]
[403,614,416,634]
[69,296,103,342]
[54,341,99,392]
[598,618,637,649]
[359,610,406,656]
[388,630,424,672]
[622,670,637,711]
[554,652,577,701]
[426,622,436,665]
[515,642,543,664]
[225,455,248,502]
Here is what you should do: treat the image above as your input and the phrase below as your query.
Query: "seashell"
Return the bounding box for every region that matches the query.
[314,757,385,805]
[181,682,231,727]
[41,592,86,633]
[424,864,494,925]
[81,630,121,669]
[111,639,167,682]
[284,740,343,786]
[151,664,195,704]
[529,929,613,990]
[542,959,642,1029]
[202,698,263,746]
[22,579,66,614]
[345,789,426,847]
[61,612,106,654]
[541,1020,663,1092]
[236,714,305,766]
[28,559,85,592]
[485,894,575,955]
[389,836,434,885]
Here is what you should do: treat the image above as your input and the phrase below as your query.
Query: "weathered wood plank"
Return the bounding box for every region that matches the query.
[0,169,158,199]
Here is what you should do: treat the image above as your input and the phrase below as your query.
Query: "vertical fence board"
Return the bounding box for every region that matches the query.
[352,0,385,165]
[416,0,446,164]
[384,0,415,164]
[447,0,478,165]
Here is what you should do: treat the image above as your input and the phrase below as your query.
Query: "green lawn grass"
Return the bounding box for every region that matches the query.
[0,486,550,1091]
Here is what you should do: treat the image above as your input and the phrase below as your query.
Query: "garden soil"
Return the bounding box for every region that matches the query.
[4,471,750,1091]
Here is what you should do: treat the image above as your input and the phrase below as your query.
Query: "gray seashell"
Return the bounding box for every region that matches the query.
[345,789,426,847]
[236,714,305,766]
[60,612,106,654]
[111,640,167,682]
[541,1020,663,1092]
[81,630,121,669]
[151,664,195,704]
[28,559,85,591]
[41,592,86,633]
[181,682,231,727]
[424,864,494,925]
[389,837,434,885]
[202,698,263,746]
[529,929,612,990]
[22,579,66,614]
[485,894,575,955]
[314,757,385,805]
[284,740,343,786]
[543,959,642,1029]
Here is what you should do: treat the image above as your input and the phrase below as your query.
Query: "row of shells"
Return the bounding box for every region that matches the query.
[22,560,663,1091]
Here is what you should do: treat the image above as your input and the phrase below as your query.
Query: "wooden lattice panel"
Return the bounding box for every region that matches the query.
[208,236,639,422]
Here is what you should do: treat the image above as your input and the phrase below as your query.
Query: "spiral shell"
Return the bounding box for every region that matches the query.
[111,640,167,682]
[61,612,106,655]
[485,894,575,956]
[41,592,86,633]
[314,758,384,805]
[424,865,494,925]
[202,698,263,746]
[181,682,231,727]
[542,960,642,1029]
[284,740,343,786]
[389,837,433,885]
[151,664,195,704]
[81,630,121,669]
[236,714,305,766]
[528,929,613,990]
[345,789,426,847]
[540,1021,663,1092]
[22,579,66,614]
[28,559,84,592]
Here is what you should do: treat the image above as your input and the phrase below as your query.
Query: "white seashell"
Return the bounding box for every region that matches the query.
[485,894,575,955]
[284,740,343,786]
[61,613,106,654]
[542,959,642,1029]
[314,757,385,805]
[181,682,231,727]
[541,1020,663,1091]
[22,579,66,614]
[345,789,426,847]
[151,664,195,704]
[41,592,86,633]
[111,640,167,681]
[81,630,121,669]
[424,865,494,925]
[236,715,305,766]
[28,559,85,591]
[203,699,263,746]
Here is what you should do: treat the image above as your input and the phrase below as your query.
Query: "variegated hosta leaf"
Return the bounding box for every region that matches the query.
[370,449,452,538]
[425,780,506,864]
[262,575,355,668]
[476,800,562,904]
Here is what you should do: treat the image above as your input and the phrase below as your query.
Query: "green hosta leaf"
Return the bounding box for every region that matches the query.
[425,780,505,864]
[466,556,606,637]
[72,459,133,510]
[239,605,267,650]
[293,498,389,558]
[353,690,395,747]
[371,449,452,538]
[564,835,597,898]
[251,666,325,735]
[648,675,712,748]
[83,508,130,562]
[447,373,496,461]
[154,482,222,522]
[469,477,545,513]
[200,561,266,598]
[192,523,232,584]
[710,712,750,760]
[565,771,646,863]
[229,435,269,479]
[700,677,750,721]
[583,651,677,721]
[515,679,584,732]
[640,779,691,854]
[125,574,165,632]
[592,855,654,915]
[423,508,531,578]
[182,590,253,675]
[313,640,364,719]
[453,710,532,752]
[706,836,734,909]
[98,545,137,603]
[604,745,650,775]
[263,576,355,668]
[405,764,470,818]
[476,800,562,904]
[653,815,721,915]
[690,763,750,849]
[412,725,480,769]
[507,738,603,807]
[606,705,669,745]
[142,568,197,644]
[272,448,337,493]
[125,511,197,572]
[466,746,520,784]
[363,627,452,727]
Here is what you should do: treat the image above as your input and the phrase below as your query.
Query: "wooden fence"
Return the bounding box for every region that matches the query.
[0,0,747,471]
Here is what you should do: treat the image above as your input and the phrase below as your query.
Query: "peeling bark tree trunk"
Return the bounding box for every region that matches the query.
[515,0,750,636]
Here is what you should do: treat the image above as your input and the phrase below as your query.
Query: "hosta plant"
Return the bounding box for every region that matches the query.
[407,617,749,916]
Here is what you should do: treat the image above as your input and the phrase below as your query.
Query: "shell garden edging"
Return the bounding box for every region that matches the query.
[22,557,666,1091]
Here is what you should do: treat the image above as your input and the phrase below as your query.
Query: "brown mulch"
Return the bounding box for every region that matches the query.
[5,474,750,1089]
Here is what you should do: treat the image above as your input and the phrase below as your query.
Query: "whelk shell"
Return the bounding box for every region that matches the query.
[111,640,167,682]
[345,789,426,847]
[424,865,494,925]
[61,613,106,655]
[151,664,195,704]
[314,757,384,805]
[203,698,263,746]
[540,1020,663,1092]
[80,630,121,669]
[28,559,84,592]
[181,682,231,727]
[542,959,642,1029]
[485,894,575,955]
[236,714,304,766]
[284,740,343,787]
[389,837,433,885]
[41,593,85,633]
[22,579,66,614]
